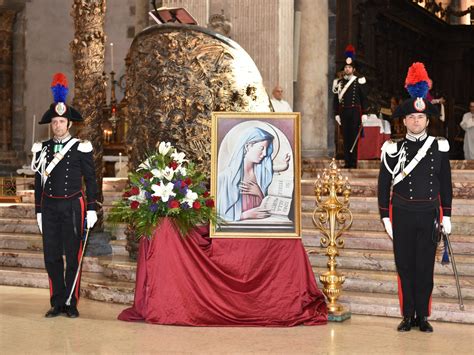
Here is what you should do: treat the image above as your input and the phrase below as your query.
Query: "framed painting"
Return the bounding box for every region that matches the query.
[210,112,301,238]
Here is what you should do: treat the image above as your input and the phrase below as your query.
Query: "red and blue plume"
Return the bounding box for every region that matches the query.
[50,73,69,103]
[404,62,430,99]
[345,44,355,59]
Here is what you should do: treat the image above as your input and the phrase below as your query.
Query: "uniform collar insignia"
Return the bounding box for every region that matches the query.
[406,131,427,142]
[53,134,72,144]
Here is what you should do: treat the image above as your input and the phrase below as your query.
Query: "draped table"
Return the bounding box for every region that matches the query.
[358,114,391,160]
[118,218,327,326]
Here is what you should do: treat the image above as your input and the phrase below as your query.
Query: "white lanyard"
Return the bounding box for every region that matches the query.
[392,136,435,186]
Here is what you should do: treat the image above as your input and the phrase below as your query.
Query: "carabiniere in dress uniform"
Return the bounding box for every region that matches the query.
[333,44,368,169]
[31,73,98,319]
[377,62,453,333]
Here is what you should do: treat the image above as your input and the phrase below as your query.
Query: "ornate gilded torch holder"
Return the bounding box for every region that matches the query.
[312,159,353,321]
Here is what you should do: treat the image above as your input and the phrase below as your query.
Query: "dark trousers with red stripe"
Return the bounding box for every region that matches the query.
[42,196,84,307]
[341,107,360,168]
[392,206,438,317]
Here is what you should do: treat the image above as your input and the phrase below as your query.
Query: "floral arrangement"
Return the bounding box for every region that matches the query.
[108,142,218,238]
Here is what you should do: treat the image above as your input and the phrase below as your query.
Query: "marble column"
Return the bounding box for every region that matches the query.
[294,0,329,157]
[135,0,150,33]
[449,0,470,25]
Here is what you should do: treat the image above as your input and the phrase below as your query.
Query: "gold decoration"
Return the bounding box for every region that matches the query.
[70,0,107,229]
[312,158,353,315]
[124,24,270,174]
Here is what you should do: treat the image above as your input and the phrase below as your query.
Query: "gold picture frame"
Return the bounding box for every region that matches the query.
[210,112,301,238]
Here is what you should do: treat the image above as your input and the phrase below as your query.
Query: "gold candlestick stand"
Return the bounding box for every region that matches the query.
[312,158,353,321]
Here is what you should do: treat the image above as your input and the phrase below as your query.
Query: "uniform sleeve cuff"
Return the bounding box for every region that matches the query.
[442,207,451,217]
[87,201,97,211]
[379,207,389,219]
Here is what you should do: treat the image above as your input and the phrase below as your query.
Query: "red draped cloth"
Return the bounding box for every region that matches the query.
[118,218,327,326]
[358,126,391,160]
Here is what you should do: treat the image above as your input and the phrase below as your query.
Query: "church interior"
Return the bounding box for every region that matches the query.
[0,0,473,353]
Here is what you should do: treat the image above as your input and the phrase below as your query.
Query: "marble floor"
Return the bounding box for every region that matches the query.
[1,286,472,355]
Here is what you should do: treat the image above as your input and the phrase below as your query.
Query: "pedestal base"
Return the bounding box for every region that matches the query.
[328,308,352,322]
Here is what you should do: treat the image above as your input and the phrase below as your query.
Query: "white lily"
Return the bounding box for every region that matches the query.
[151,168,163,179]
[151,182,176,202]
[128,189,147,203]
[177,166,187,176]
[162,166,175,181]
[182,189,198,207]
[137,158,150,171]
[171,151,186,164]
[158,141,172,156]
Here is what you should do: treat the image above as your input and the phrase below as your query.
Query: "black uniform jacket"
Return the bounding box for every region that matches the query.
[378,134,452,219]
[333,76,368,114]
[33,137,98,214]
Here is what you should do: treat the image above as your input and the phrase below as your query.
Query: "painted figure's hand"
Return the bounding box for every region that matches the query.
[241,206,271,220]
[382,217,393,240]
[36,213,42,234]
[335,115,341,126]
[442,216,451,235]
[240,180,264,199]
[361,114,368,124]
[86,210,98,229]
[273,153,291,173]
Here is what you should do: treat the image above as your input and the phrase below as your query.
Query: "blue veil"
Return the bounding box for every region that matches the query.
[218,127,274,221]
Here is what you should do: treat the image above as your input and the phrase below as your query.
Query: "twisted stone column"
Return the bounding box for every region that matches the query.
[0,10,16,152]
[70,1,109,255]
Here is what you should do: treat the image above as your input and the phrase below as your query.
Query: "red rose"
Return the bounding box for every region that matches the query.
[168,161,179,170]
[122,191,131,198]
[169,200,180,209]
[143,172,153,180]
[130,186,140,195]
[203,191,210,198]
[152,196,160,203]
[180,181,186,188]
[205,199,215,208]
[184,177,192,186]
[193,201,201,209]
[130,201,140,209]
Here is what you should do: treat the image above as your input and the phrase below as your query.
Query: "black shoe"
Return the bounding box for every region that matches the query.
[397,316,413,332]
[65,306,79,318]
[418,317,433,332]
[45,305,64,318]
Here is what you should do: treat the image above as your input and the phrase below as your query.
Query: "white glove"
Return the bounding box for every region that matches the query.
[335,115,341,126]
[442,216,451,235]
[362,114,368,124]
[382,217,393,240]
[36,213,43,234]
[86,210,98,229]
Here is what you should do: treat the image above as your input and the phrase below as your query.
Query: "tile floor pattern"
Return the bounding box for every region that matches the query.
[1,286,473,354]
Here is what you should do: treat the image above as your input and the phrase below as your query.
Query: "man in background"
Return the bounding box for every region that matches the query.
[270,85,292,112]
[460,100,474,159]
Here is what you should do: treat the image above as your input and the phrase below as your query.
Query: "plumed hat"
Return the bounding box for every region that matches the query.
[39,73,83,124]
[392,62,439,119]
[344,44,356,68]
